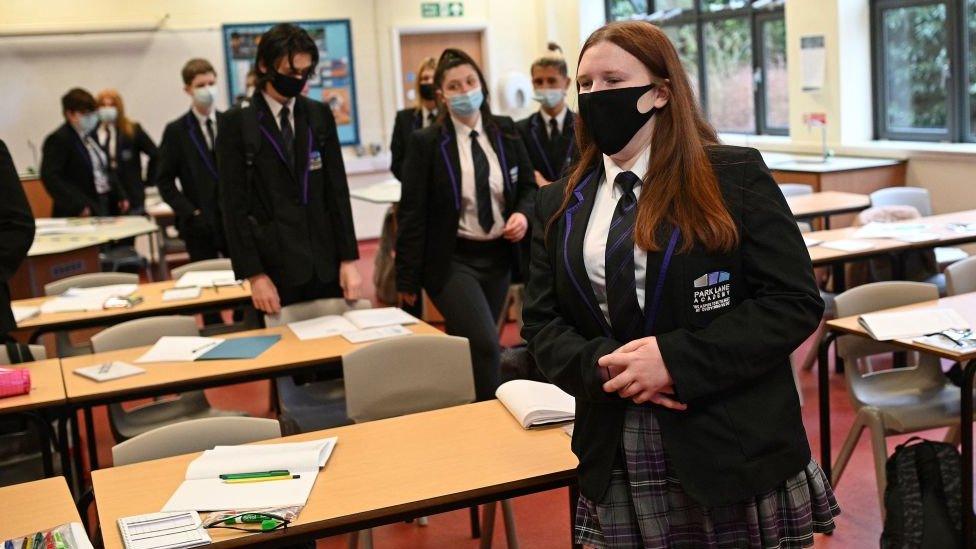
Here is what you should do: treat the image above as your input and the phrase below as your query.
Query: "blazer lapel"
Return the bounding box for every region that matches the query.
[529,113,556,181]
[486,121,513,203]
[70,128,93,171]
[183,111,218,180]
[563,165,612,336]
[293,99,310,179]
[253,94,295,179]
[437,119,462,211]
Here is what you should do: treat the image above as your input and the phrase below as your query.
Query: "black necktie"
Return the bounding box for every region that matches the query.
[548,118,560,142]
[280,105,294,163]
[426,112,435,127]
[606,171,643,342]
[470,130,494,234]
[205,118,216,152]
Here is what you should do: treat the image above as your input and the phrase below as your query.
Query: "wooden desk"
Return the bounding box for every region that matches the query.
[0,477,81,541]
[10,216,161,299]
[93,401,578,549]
[786,191,871,229]
[0,358,65,415]
[12,280,252,343]
[817,292,976,547]
[62,322,443,474]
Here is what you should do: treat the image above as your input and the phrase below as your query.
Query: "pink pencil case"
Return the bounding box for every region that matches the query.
[0,367,31,398]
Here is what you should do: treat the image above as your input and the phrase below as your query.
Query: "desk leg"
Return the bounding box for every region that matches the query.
[823,215,831,230]
[83,406,99,472]
[831,263,846,294]
[818,332,836,482]
[569,484,581,549]
[961,360,974,548]
[57,413,75,495]
[70,410,86,489]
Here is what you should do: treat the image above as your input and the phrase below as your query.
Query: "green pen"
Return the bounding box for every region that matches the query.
[53,531,67,549]
[222,514,282,531]
[218,470,290,480]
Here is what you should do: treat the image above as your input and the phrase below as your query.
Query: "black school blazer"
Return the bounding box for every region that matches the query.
[395,115,536,296]
[389,107,424,181]
[0,139,35,335]
[107,123,159,210]
[155,110,223,236]
[40,123,126,217]
[218,93,359,288]
[515,110,578,183]
[522,145,824,507]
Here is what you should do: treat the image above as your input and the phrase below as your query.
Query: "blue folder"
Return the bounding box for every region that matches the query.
[197,335,281,360]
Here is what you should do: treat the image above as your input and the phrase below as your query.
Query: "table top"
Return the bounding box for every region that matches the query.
[826,291,976,362]
[0,477,81,540]
[61,322,443,404]
[29,216,159,256]
[0,358,66,414]
[787,191,871,218]
[92,400,577,548]
[13,280,251,333]
[763,153,903,173]
[349,179,401,204]
[805,209,976,266]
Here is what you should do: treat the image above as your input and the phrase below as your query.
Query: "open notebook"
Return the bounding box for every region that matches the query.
[162,437,337,511]
[496,380,575,429]
[287,307,419,340]
[858,308,969,341]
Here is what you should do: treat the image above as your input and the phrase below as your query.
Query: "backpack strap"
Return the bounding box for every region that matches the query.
[302,97,329,153]
[240,105,273,223]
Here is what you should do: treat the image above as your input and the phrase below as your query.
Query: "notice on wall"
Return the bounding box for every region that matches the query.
[800,35,826,92]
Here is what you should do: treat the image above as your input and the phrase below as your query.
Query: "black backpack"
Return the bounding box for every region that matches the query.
[881,437,963,548]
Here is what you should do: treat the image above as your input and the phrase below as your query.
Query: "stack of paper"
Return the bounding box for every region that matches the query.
[12,305,39,323]
[496,379,575,429]
[858,308,969,341]
[175,270,240,289]
[852,222,933,241]
[162,437,337,511]
[287,307,418,341]
[40,284,138,313]
[118,511,210,549]
[74,361,146,382]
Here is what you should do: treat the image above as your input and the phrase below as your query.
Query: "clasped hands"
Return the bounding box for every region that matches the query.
[599,336,687,411]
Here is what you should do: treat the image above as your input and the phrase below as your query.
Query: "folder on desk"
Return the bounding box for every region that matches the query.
[197,335,281,360]
[135,335,280,363]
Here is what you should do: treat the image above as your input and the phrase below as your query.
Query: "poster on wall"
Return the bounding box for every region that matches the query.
[222,19,360,146]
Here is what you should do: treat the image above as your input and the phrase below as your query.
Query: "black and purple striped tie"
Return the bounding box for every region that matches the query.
[606,170,643,342]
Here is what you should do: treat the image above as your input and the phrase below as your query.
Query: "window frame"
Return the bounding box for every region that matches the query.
[604,0,788,136]
[870,0,974,142]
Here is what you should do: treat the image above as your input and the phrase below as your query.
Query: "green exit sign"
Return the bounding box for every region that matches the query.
[421,2,464,18]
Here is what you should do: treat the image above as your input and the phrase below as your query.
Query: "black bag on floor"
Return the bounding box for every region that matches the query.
[880,437,963,548]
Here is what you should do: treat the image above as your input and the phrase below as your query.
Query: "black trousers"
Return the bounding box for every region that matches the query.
[429,238,511,401]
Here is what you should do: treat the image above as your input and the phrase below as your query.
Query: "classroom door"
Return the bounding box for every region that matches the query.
[398,31,484,107]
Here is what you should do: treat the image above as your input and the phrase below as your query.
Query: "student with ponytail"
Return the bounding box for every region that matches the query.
[522,21,839,548]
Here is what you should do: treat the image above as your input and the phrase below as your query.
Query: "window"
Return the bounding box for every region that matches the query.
[605,0,788,135]
[871,0,976,142]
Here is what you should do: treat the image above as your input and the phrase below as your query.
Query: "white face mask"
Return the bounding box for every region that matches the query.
[532,88,566,110]
[192,84,218,108]
[97,106,118,123]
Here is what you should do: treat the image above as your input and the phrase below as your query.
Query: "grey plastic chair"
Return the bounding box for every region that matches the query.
[90,315,247,441]
[830,281,963,516]
[778,183,814,197]
[43,272,140,357]
[264,298,373,433]
[0,345,46,364]
[343,335,517,549]
[869,187,968,269]
[112,416,281,466]
[945,256,976,296]
[169,258,233,279]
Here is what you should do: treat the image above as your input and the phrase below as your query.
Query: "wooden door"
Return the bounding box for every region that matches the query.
[398,31,484,107]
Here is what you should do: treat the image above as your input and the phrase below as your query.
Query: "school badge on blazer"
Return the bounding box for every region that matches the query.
[692,271,731,313]
[309,150,323,171]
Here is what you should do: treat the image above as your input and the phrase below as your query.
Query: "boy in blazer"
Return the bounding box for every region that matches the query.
[219,24,361,314]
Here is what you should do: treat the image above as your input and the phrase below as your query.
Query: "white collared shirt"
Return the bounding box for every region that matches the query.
[453,114,505,241]
[421,106,438,128]
[540,105,568,137]
[192,107,217,150]
[262,91,296,133]
[583,143,652,323]
[77,128,111,195]
[97,123,117,164]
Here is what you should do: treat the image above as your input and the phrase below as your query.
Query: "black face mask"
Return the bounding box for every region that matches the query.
[270,70,309,98]
[418,83,436,101]
[577,84,657,155]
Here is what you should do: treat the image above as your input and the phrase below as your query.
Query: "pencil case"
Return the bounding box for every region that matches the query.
[0,367,30,398]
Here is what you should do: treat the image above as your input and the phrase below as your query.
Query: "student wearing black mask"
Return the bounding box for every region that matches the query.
[390,57,438,181]
[219,23,362,315]
[0,139,35,340]
[41,88,129,217]
[523,21,838,547]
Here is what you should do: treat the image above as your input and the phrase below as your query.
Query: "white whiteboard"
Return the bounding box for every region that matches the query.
[0,28,229,173]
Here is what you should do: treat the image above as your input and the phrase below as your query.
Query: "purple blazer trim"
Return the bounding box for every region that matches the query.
[562,170,610,336]
[644,227,681,336]
[184,113,218,180]
[438,130,461,211]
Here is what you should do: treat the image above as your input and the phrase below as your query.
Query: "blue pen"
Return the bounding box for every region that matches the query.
[6,539,14,549]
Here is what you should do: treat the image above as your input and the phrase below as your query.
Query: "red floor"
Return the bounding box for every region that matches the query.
[75,241,949,547]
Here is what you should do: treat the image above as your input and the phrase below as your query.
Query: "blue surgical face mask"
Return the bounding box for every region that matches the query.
[193,85,217,108]
[533,88,566,110]
[76,112,99,134]
[447,87,483,117]
[98,106,118,123]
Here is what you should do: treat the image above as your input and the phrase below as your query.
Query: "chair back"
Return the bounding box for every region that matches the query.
[44,272,138,296]
[264,298,372,327]
[0,344,47,364]
[778,183,814,197]
[170,258,233,279]
[111,417,281,466]
[91,316,199,352]
[945,256,976,296]
[869,187,932,217]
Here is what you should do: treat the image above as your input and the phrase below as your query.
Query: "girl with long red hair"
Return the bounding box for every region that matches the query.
[522,21,839,548]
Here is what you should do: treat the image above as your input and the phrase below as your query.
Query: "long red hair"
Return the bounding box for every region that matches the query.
[551,21,737,254]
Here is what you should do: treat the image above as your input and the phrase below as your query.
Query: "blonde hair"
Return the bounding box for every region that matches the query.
[95,89,135,139]
[413,57,437,111]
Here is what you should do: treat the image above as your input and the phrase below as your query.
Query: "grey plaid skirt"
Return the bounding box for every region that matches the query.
[575,405,840,548]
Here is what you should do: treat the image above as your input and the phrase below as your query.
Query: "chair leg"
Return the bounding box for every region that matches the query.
[831,411,866,487]
[347,532,358,549]
[417,516,429,526]
[863,410,890,520]
[945,425,961,447]
[469,505,481,538]
[501,499,519,549]
[480,502,497,549]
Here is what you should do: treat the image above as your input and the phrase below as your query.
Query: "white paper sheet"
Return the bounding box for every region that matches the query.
[859,308,969,341]
[287,315,358,340]
[496,380,575,428]
[342,324,412,343]
[12,306,39,323]
[343,307,419,329]
[175,270,239,288]
[820,239,876,252]
[73,361,146,382]
[852,222,931,240]
[134,336,223,363]
[40,283,138,313]
[162,287,202,302]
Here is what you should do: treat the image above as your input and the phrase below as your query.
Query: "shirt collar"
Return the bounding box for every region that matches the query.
[192,106,215,127]
[540,105,568,127]
[452,113,484,139]
[602,141,651,196]
[262,91,296,119]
